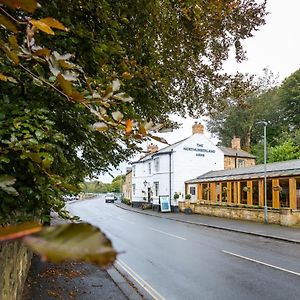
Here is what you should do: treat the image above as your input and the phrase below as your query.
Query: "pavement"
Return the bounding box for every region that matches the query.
[115,202,300,244]
[22,212,145,300]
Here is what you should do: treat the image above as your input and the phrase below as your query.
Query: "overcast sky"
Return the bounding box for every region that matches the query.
[99,0,300,182]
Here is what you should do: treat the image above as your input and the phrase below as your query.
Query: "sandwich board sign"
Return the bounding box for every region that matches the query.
[160,195,171,212]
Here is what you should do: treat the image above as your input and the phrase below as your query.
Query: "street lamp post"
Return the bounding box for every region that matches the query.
[262,122,268,224]
[258,121,268,224]
[264,122,268,224]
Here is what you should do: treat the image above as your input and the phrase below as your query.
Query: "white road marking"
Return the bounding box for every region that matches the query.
[148,227,186,240]
[116,259,166,300]
[222,250,300,277]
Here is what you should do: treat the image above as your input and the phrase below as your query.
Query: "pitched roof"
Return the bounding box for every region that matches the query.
[186,159,300,183]
[218,146,256,158]
[132,136,189,164]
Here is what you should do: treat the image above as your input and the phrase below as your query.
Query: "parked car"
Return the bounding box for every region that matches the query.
[105,193,117,203]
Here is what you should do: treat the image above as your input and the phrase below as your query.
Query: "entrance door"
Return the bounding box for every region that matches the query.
[148,187,151,203]
[189,185,197,201]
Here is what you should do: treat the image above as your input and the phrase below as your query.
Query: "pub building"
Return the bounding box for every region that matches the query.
[184,159,300,226]
[129,123,255,211]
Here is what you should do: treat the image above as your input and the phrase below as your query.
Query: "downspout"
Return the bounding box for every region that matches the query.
[169,149,173,209]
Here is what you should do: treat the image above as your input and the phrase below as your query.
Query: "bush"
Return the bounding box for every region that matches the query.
[185,194,191,200]
[122,198,131,206]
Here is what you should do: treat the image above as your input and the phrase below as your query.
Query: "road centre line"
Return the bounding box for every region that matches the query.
[222,250,300,277]
[116,259,166,300]
[148,227,186,240]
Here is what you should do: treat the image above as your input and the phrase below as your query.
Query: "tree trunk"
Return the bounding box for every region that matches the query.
[0,241,32,300]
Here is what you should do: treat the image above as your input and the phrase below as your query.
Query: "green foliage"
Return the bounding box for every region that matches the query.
[185,194,191,200]
[268,139,300,163]
[0,0,267,225]
[208,70,282,151]
[122,198,131,206]
[277,69,300,128]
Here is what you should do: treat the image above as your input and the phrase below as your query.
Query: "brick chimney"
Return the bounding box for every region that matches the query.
[147,143,159,153]
[231,136,241,150]
[192,122,204,134]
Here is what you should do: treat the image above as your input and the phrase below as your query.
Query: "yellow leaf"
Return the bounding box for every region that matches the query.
[30,20,55,35]
[0,0,37,13]
[0,73,17,83]
[0,15,17,33]
[33,48,51,57]
[57,73,73,96]
[39,17,68,31]
[0,73,8,81]
[8,35,19,50]
[0,44,19,64]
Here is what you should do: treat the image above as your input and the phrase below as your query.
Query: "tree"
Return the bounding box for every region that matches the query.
[207,70,282,151]
[0,0,267,264]
[276,68,300,129]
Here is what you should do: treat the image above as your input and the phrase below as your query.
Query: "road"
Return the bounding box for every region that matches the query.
[67,196,300,300]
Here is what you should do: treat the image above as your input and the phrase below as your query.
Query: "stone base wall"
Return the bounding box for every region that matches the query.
[178,201,300,226]
[0,241,32,300]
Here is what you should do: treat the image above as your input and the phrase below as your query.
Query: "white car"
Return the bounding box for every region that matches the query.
[105,193,117,203]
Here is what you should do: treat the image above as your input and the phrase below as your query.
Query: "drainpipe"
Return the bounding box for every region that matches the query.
[169,149,173,209]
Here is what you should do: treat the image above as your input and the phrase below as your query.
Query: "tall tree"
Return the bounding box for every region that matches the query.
[276,68,300,129]
[0,0,267,225]
[207,70,282,151]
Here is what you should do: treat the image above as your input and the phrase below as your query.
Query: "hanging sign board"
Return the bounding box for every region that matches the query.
[160,195,171,212]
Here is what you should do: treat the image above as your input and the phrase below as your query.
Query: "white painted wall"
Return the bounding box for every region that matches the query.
[131,133,224,205]
[173,134,224,198]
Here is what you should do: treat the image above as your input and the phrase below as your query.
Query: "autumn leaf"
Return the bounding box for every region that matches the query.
[30,20,55,35]
[125,119,133,134]
[0,0,37,13]
[148,134,169,144]
[23,223,117,267]
[0,222,42,242]
[38,17,68,31]
[0,73,17,83]
[0,15,17,33]
[8,35,19,50]
[57,73,72,96]
[33,48,51,58]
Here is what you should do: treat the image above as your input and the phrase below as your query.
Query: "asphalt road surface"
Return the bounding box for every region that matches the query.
[67,196,300,300]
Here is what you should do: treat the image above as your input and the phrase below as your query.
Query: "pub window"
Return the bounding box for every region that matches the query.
[132,184,136,195]
[296,178,300,209]
[190,186,196,196]
[154,158,160,172]
[240,181,248,204]
[237,159,245,168]
[216,183,221,201]
[148,162,151,174]
[202,183,209,200]
[132,166,136,177]
[221,183,228,202]
[154,182,159,197]
[252,180,259,206]
[278,179,289,207]
[267,180,273,207]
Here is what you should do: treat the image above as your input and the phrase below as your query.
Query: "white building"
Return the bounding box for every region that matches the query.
[131,123,225,209]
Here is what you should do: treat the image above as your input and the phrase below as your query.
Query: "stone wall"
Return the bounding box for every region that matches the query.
[0,241,32,300]
[224,156,255,169]
[178,201,300,226]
